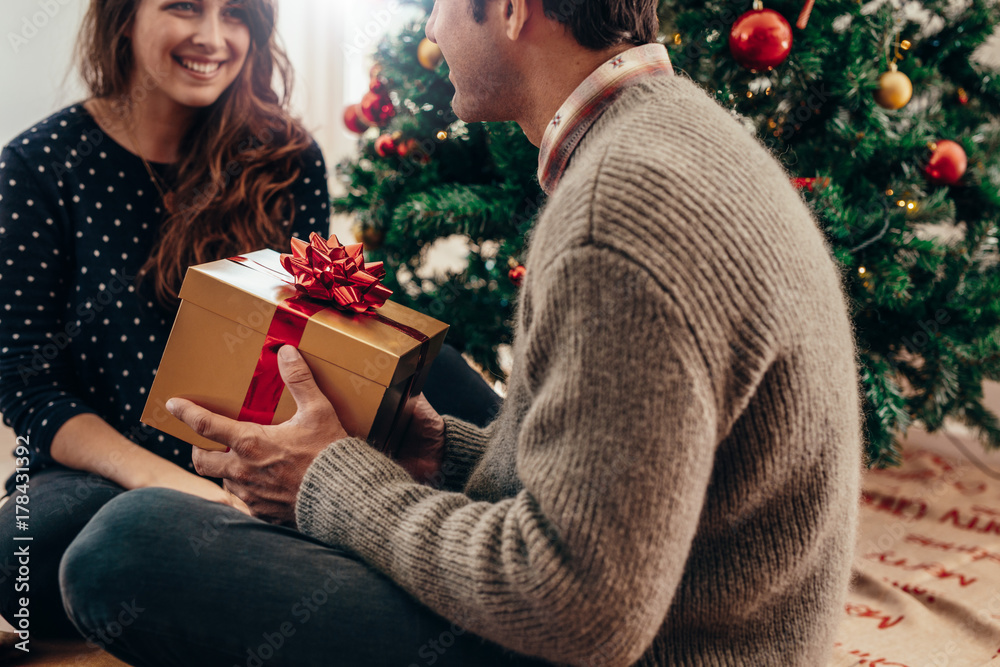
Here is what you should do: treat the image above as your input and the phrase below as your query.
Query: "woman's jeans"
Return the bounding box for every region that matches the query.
[60,487,544,666]
[1,344,528,665]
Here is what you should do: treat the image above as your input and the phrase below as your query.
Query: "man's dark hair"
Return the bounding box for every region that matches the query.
[470,0,659,50]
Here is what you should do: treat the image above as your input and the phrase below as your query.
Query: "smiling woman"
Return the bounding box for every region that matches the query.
[77,0,321,307]
[0,0,330,638]
[131,1,252,109]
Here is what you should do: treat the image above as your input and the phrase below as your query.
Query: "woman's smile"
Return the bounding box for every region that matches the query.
[173,55,227,78]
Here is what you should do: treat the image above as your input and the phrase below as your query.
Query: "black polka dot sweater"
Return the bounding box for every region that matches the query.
[0,104,329,489]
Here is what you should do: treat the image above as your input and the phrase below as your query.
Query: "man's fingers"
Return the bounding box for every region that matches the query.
[166,397,250,453]
[192,446,235,480]
[277,346,329,415]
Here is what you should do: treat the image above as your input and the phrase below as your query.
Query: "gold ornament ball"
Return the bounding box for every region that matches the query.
[362,227,385,251]
[874,70,913,110]
[418,38,444,70]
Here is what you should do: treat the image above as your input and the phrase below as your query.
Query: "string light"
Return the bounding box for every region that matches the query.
[858,267,867,275]
[673,33,682,45]
[436,130,448,140]
[897,200,906,207]
[887,32,904,66]
[885,188,894,196]
[900,39,911,50]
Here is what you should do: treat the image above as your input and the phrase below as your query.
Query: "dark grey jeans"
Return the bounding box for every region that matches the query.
[60,488,547,667]
[0,342,506,644]
[0,466,126,637]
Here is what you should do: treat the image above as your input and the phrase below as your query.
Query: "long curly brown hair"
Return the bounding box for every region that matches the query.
[76,0,313,307]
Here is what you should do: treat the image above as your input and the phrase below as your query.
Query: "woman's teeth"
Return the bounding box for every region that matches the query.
[180,59,221,74]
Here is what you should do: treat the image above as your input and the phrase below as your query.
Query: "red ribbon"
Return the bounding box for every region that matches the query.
[227,241,428,455]
[236,295,326,424]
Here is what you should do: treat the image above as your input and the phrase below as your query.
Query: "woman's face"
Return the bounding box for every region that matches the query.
[128,0,252,111]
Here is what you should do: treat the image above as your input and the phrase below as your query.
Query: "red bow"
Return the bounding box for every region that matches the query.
[279,233,392,313]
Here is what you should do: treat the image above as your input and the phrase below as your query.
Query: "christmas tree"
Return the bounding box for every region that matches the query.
[334,0,1000,466]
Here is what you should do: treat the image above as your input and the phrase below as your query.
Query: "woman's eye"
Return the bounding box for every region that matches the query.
[223,5,248,22]
[167,2,198,13]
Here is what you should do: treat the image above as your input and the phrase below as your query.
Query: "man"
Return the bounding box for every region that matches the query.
[60,0,862,664]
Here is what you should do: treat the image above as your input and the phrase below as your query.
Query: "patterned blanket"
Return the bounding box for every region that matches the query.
[831,436,1000,667]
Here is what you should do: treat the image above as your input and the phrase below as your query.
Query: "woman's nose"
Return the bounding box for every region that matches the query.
[192,12,225,50]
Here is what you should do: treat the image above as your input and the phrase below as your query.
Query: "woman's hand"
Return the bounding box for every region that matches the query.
[49,412,249,517]
[141,465,252,516]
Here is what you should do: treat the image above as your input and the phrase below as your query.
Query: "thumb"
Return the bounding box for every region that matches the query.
[277,345,326,413]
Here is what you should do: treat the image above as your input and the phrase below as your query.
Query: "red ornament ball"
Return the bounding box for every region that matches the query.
[508,264,526,286]
[924,140,967,186]
[396,138,431,164]
[369,71,390,95]
[790,176,831,192]
[374,134,397,158]
[360,90,395,127]
[343,104,369,134]
[729,7,792,70]
[395,138,416,158]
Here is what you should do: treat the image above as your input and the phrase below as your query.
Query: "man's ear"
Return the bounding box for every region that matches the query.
[503,0,531,41]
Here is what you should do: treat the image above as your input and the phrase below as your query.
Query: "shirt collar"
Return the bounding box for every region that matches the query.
[537,43,674,195]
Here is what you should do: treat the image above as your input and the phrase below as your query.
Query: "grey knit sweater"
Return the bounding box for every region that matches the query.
[296,74,862,666]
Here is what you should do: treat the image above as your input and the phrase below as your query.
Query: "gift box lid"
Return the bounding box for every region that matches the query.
[178,248,448,388]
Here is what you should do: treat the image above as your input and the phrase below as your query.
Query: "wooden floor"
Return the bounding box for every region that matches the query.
[2,638,128,666]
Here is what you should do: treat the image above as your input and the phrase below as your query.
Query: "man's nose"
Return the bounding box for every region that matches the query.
[425,3,438,44]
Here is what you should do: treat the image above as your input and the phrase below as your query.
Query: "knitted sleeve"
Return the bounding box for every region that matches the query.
[438,415,492,491]
[296,244,724,667]
[0,145,97,463]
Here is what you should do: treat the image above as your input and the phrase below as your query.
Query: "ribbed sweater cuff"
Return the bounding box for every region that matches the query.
[294,438,426,565]
[440,416,489,491]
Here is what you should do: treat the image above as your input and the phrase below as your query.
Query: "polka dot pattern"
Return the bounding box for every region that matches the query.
[0,104,330,489]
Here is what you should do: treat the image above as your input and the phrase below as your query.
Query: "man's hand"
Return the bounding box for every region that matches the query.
[394,393,446,486]
[166,345,348,525]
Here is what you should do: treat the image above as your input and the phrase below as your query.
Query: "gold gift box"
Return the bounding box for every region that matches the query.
[141,249,448,453]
